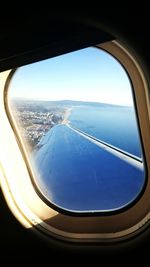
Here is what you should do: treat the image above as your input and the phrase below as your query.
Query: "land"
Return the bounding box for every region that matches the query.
[10,99,123,151]
[11,99,69,150]
[61,108,72,124]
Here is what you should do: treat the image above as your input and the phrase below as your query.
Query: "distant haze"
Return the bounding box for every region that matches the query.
[9,47,134,106]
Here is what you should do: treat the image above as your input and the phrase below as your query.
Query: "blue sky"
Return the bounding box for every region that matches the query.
[9,47,133,106]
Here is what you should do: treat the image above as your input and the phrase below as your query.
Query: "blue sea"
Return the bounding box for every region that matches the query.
[69,105,142,158]
[33,104,145,213]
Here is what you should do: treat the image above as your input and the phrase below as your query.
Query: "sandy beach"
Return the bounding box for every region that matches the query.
[62,108,72,124]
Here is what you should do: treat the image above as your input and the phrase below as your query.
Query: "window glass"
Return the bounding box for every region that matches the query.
[8,47,145,213]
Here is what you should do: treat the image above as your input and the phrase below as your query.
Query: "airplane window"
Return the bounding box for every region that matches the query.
[7,47,145,214]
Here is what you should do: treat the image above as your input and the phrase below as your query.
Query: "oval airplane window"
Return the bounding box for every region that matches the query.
[7,47,146,214]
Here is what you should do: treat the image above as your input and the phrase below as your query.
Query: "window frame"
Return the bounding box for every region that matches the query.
[0,40,150,242]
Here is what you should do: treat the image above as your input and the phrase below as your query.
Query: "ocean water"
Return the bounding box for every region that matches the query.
[33,104,145,212]
[69,105,142,158]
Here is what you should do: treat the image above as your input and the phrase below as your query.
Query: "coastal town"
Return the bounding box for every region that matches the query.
[11,100,68,150]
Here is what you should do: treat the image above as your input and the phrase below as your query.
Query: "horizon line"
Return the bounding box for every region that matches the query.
[10,96,133,107]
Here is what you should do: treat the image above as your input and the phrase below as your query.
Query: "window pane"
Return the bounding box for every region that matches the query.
[8,47,145,213]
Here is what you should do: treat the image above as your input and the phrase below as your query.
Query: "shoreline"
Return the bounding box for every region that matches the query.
[62,107,72,124]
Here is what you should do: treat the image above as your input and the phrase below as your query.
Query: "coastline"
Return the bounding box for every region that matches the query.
[62,107,72,124]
